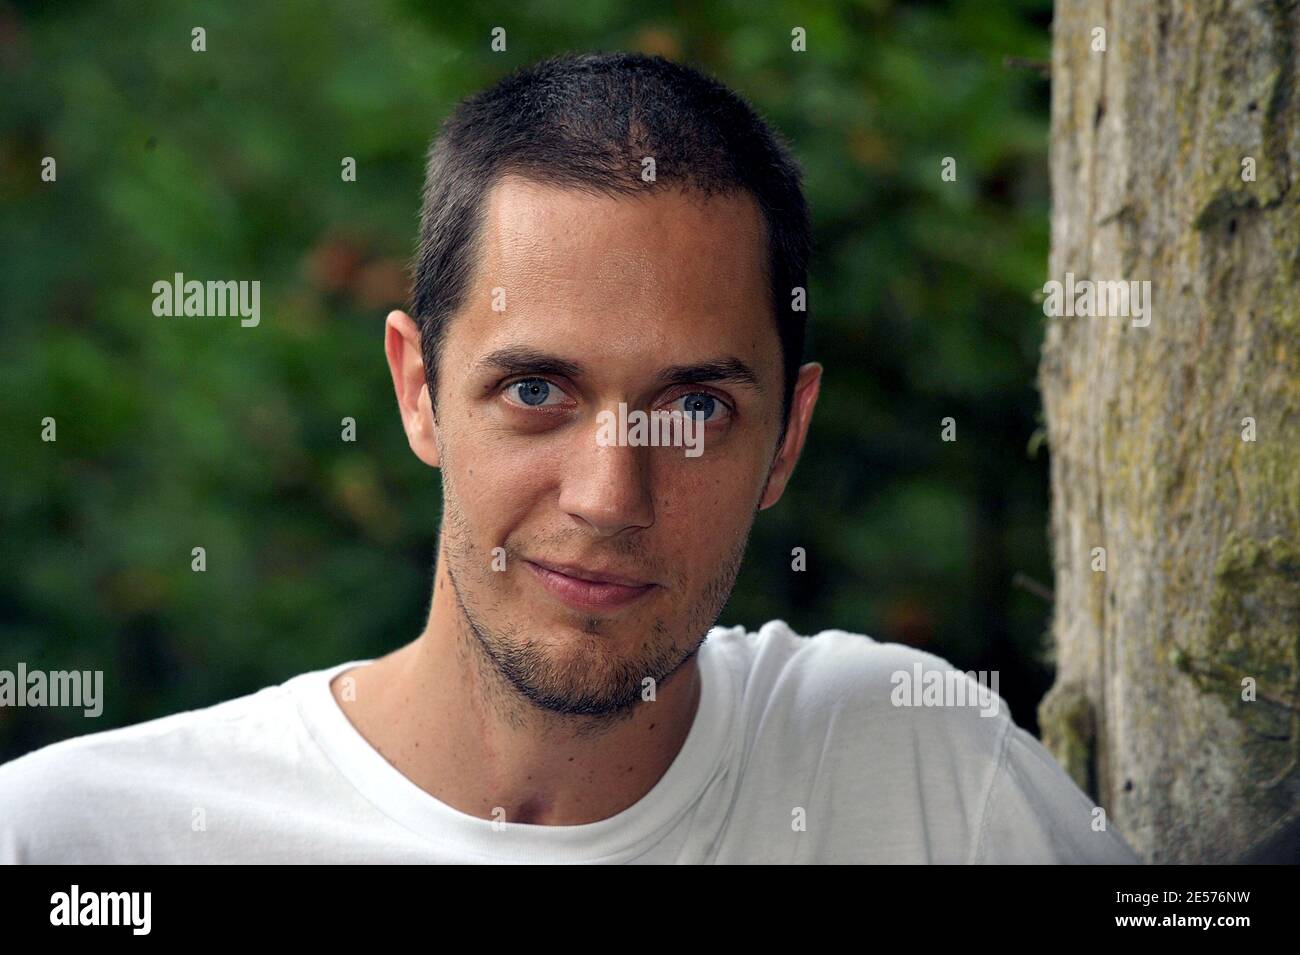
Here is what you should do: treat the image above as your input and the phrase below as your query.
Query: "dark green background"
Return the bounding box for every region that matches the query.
[1,0,1057,760]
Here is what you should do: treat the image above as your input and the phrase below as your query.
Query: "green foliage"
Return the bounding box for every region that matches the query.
[0,0,1057,755]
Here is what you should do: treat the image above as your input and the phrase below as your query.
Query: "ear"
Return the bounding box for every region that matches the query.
[384,310,440,469]
[758,362,822,510]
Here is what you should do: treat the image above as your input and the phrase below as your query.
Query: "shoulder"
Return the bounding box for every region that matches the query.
[704,620,1139,862]
[977,722,1142,863]
[707,619,1010,759]
[0,679,297,784]
[0,673,309,863]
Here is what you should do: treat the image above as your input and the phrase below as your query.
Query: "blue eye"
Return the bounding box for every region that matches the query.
[510,377,561,406]
[674,393,722,421]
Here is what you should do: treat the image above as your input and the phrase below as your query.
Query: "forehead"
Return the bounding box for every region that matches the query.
[473,174,771,324]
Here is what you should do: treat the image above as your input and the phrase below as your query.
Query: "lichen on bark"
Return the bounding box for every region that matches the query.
[1039,0,1300,861]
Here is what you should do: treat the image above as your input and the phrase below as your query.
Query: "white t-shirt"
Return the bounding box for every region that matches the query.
[0,620,1140,864]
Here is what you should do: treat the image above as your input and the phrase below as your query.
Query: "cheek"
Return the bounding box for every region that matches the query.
[445,409,766,545]
[651,457,760,557]
[443,423,564,532]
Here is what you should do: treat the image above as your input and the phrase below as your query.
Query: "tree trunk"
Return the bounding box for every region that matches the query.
[1038,0,1300,863]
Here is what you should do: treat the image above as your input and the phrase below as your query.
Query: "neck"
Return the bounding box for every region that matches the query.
[330,555,702,826]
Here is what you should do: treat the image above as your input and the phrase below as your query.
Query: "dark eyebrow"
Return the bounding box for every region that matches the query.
[653,358,762,393]
[476,346,585,380]
[475,346,762,393]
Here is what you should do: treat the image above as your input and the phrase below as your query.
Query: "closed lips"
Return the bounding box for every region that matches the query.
[526,559,654,588]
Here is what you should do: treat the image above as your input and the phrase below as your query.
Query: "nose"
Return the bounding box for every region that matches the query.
[557,422,656,537]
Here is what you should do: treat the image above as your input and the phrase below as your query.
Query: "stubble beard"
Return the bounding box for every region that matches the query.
[437,470,755,730]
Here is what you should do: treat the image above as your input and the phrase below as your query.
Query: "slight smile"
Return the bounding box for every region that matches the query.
[524,559,658,613]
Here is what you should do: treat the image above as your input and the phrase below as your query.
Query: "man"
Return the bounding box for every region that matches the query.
[0,52,1139,864]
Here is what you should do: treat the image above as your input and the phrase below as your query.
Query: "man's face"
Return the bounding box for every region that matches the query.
[394,175,814,718]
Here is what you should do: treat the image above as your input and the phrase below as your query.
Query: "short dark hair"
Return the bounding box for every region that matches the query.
[410,51,811,442]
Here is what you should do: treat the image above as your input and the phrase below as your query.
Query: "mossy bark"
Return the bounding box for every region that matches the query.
[1039,0,1300,862]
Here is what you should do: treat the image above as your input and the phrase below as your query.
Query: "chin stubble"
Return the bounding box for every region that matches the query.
[436,472,756,729]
